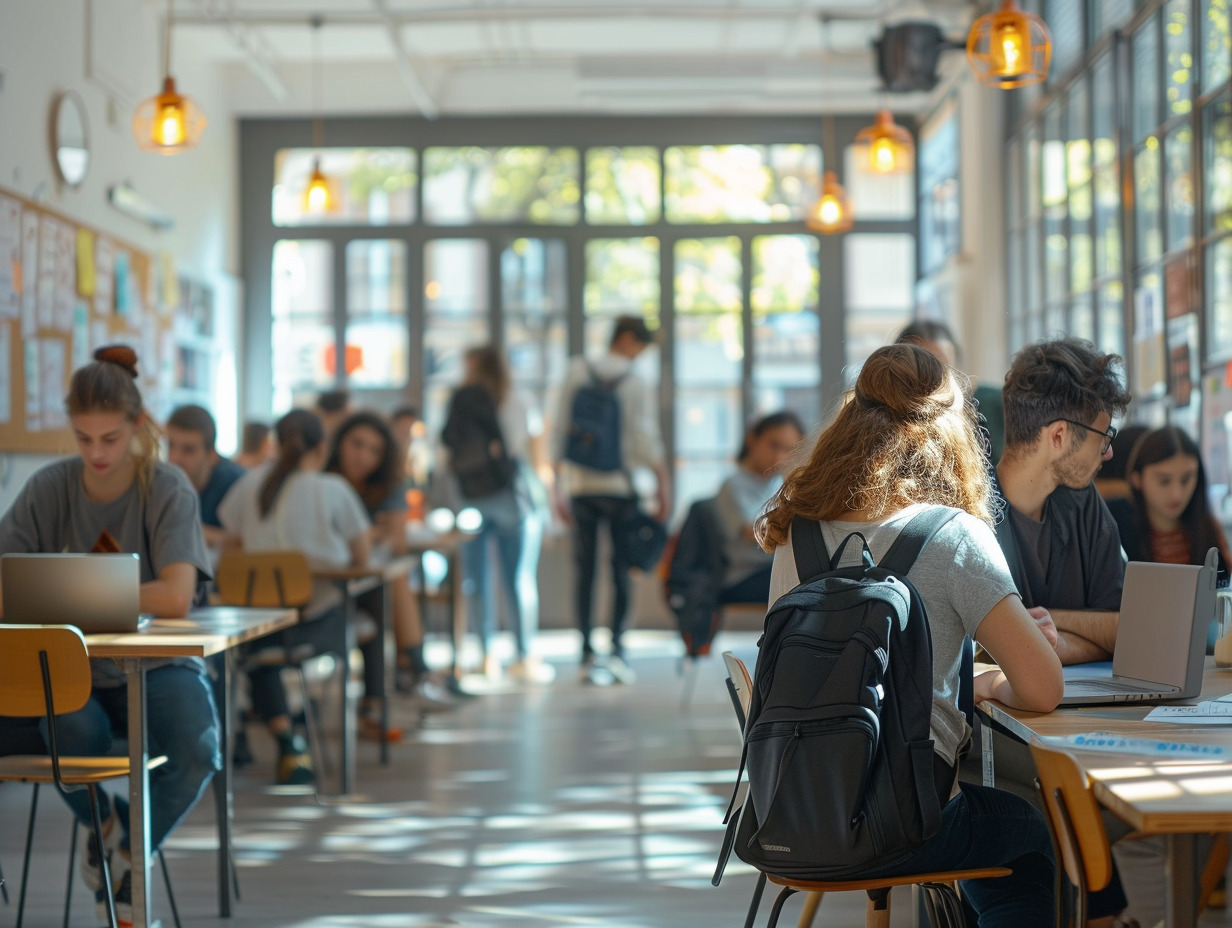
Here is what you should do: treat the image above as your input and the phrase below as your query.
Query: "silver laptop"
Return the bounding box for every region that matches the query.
[1060,548,1219,706]
[1,553,151,633]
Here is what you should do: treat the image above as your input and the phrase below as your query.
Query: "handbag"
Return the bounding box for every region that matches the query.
[619,508,668,573]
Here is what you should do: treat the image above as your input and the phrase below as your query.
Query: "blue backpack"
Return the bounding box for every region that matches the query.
[563,364,627,472]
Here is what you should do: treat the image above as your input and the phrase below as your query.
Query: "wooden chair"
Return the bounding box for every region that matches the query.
[719,653,1009,928]
[0,625,173,928]
[1029,738,1231,927]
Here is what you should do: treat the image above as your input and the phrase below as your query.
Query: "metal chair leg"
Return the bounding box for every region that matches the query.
[764,886,797,928]
[1,854,8,904]
[293,665,330,800]
[743,871,767,928]
[87,785,119,928]
[64,818,77,928]
[158,849,182,928]
[16,781,39,928]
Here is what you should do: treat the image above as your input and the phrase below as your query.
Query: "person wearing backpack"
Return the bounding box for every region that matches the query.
[750,343,1066,928]
[553,315,669,685]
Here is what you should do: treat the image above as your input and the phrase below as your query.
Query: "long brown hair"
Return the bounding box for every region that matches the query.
[464,345,511,406]
[65,345,161,495]
[1127,427,1225,567]
[260,409,325,518]
[324,411,401,513]
[757,344,993,550]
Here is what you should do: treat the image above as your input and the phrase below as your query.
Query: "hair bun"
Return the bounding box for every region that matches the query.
[855,343,952,421]
[94,345,139,379]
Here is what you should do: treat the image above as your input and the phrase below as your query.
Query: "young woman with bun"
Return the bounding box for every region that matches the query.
[0,345,220,925]
[757,343,1064,927]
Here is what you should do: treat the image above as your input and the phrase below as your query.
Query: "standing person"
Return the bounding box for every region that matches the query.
[553,315,670,685]
[0,346,220,926]
[325,411,453,710]
[715,411,804,605]
[442,346,553,684]
[993,337,1132,665]
[235,421,275,470]
[165,404,246,548]
[757,343,1062,928]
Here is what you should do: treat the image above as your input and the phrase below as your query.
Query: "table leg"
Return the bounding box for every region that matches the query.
[378,582,390,766]
[337,580,356,796]
[980,716,995,788]
[1165,833,1198,928]
[212,652,234,917]
[123,659,152,928]
[450,547,466,678]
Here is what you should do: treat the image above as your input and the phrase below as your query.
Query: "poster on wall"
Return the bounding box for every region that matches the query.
[1201,371,1232,524]
[1133,279,1167,399]
[0,195,20,319]
[1167,311,1201,438]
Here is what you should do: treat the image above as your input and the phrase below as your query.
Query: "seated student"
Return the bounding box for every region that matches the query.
[218,410,395,747]
[235,420,275,470]
[715,411,804,606]
[993,337,1132,665]
[325,411,452,712]
[759,344,1062,928]
[1094,424,1149,502]
[0,346,219,925]
[166,404,246,549]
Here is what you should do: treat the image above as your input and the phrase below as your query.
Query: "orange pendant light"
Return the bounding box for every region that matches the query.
[806,171,854,234]
[302,17,336,216]
[303,158,334,214]
[854,110,914,174]
[966,0,1052,89]
[132,1,206,154]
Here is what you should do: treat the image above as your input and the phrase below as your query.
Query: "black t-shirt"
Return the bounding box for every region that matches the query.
[199,457,246,528]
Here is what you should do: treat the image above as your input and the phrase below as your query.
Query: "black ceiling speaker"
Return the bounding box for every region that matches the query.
[875,22,962,93]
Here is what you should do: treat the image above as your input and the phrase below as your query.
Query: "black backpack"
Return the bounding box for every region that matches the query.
[719,507,958,882]
[440,384,516,500]
[664,496,728,657]
[563,364,626,472]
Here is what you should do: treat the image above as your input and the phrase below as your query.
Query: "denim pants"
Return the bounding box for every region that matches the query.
[39,661,221,852]
[856,782,1056,928]
[462,488,543,659]
[571,495,639,659]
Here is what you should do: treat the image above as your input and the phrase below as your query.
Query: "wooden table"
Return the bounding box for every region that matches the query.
[979,660,1232,928]
[84,606,298,928]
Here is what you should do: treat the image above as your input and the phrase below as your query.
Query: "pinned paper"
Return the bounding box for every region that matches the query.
[76,228,95,297]
[23,338,40,430]
[160,253,177,310]
[20,210,38,336]
[36,216,56,329]
[0,196,20,318]
[93,237,113,317]
[72,301,90,369]
[0,323,11,424]
[40,338,67,431]
[55,221,75,330]
[114,251,130,316]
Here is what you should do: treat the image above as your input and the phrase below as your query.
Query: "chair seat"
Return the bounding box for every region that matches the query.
[0,753,167,784]
[767,867,1012,893]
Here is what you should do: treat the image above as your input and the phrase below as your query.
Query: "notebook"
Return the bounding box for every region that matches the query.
[1059,548,1219,706]
[1,553,151,633]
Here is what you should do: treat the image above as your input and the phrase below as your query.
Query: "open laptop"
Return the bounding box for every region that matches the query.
[1,553,151,633]
[1060,548,1219,706]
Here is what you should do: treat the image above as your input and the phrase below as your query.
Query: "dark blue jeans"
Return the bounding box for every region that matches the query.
[857,782,1056,928]
[571,495,639,659]
[39,662,221,852]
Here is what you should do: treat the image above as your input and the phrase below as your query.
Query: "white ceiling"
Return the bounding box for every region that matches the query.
[173,0,979,116]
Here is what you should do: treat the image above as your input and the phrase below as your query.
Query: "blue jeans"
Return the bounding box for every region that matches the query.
[39,662,221,852]
[462,489,543,659]
[857,782,1055,928]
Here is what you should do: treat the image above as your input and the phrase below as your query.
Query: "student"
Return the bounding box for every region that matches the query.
[993,337,1132,665]
[896,319,1006,463]
[325,411,452,709]
[758,343,1062,928]
[1108,426,1231,573]
[0,346,219,925]
[235,420,275,470]
[715,411,804,606]
[1094,424,1149,502]
[166,404,246,548]
[443,346,552,684]
[218,409,385,762]
[553,315,670,684]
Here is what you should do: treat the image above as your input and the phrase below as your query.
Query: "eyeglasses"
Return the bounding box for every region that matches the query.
[1050,418,1117,454]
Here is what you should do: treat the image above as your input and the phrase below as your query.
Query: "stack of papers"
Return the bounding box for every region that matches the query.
[1046,733,1227,757]
[1144,692,1232,724]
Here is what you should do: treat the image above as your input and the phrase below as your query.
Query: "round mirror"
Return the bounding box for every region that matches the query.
[53,92,90,187]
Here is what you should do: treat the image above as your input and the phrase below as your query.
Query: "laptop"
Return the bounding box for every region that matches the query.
[1060,548,1219,706]
[1,553,152,633]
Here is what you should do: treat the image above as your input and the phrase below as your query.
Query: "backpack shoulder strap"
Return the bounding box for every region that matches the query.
[878,506,960,576]
[790,515,830,583]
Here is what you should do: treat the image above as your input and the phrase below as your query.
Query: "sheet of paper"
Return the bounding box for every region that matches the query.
[40,338,67,431]
[1143,701,1232,722]
[114,251,131,317]
[76,228,95,298]
[93,236,113,316]
[0,323,11,424]
[160,253,177,309]
[37,216,58,329]
[72,301,90,369]
[91,319,108,356]
[1047,732,1229,756]
[0,195,20,318]
[24,338,40,430]
[55,221,75,330]
[19,210,37,336]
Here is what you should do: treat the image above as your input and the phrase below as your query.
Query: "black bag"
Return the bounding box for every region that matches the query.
[618,508,668,573]
[440,384,516,500]
[718,507,958,882]
[664,496,727,657]
[563,364,627,472]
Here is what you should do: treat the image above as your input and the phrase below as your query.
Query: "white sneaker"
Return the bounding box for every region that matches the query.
[606,655,637,685]
[79,816,123,893]
[508,658,556,685]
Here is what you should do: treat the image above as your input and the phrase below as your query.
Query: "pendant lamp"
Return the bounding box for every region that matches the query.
[966,0,1052,89]
[806,117,853,234]
[132,0,206,154]
[854,110,914,174]
[303,16,336,215]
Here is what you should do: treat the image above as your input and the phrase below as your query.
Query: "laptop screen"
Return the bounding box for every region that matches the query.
[1111,560,1202,687]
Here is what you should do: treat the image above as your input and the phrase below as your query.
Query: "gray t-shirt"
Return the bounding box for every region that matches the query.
[716,468,780,585]
[0,456,212,686]
[768,504,1020,766]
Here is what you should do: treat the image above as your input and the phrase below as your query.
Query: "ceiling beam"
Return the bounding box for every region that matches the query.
[182,0,290,101]
[370,0,440,118]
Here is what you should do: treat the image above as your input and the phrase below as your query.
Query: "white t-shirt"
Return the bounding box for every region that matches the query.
[768,504,1020,766]
[217,463,370,569]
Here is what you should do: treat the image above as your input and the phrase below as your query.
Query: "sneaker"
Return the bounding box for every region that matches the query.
[581,657,615,687]
[408,678,457,712]
[358,714,405,743]
[79,817,123,893]
[94,856,133,928]
[508,658,556,685]
[607,655,637,685]
[276,734,316,786]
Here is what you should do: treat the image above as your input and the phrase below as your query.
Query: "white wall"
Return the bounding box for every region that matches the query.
[0,0,238,513]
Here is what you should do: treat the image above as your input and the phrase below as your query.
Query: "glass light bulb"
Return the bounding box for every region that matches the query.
[154,103,185,147]
[870,137,898,172]
[994,23,1026,76]
[818,196,842,226]
[306,179,330,212]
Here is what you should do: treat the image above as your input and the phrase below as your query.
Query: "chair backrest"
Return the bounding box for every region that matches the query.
[721,651,753,728]
[216,551,313,608]
[1029,739,1114,895]
[0,625,93,718]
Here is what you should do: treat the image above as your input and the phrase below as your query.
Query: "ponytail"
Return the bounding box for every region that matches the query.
[260,409,324,518]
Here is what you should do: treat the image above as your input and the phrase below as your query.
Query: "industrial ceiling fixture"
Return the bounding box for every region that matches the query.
[854,109,913,174]
[966,0,1052,89]
[807,117,854,235]
[132,0,207,154]
[303,16,335,214]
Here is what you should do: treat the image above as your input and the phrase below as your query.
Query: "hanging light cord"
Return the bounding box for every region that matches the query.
[312,16,324,149]
[823,114,835,173]
[163,0,173,80]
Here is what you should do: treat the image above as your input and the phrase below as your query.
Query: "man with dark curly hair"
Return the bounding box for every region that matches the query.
[993,337,1133,665]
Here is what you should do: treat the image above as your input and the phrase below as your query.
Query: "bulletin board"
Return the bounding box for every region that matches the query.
[0,187,182,453]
